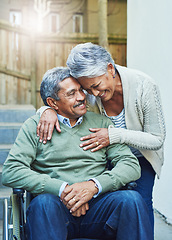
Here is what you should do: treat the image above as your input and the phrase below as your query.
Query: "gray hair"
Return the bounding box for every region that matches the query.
[66,42,115,79]
[40,67,71,106]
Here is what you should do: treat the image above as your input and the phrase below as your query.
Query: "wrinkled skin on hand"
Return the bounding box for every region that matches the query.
[60,181,98,217]
[80,128,110,152]
[70,203,89,217]
[37,109,60,144]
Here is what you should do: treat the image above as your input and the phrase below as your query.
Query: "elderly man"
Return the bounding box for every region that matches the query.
[2,67,153,240]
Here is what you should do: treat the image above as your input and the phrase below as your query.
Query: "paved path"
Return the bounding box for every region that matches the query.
[154,211,172,240]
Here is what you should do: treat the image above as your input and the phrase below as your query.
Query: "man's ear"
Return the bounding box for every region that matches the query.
[46,97,59,111]
[107,63,115,76]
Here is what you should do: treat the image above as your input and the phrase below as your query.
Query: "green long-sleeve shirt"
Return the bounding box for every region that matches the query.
[2,112,140,196]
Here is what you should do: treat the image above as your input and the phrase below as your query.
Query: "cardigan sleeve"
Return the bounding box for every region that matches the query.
[108,82,166,151]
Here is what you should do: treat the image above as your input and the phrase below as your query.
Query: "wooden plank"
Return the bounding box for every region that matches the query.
[35,33,126,44]
[0,30,7,68]
[16,33,21,71]
[6,75,12,104]
[20,34,31,75]
[36,42,47,89]
[20,78,25,104]
[26,80,31,104]
[0,73,6,104]
[30,37,37,107]
[55,43,64,66]
[109,43,127,66]
[46,43,54,70]
[0,66,30,80]
[0,21,30,36]
[13,76,18,104]
[7,31,13,70]
[0,31,2,65]
[17,77,20,103]
[121,44,127,66]
[64,43,75,65]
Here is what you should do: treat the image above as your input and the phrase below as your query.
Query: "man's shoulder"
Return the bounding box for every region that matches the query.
[14,115,40,141]
[22,114,40,129]
[84,112,111,126]
[84,111,102,119]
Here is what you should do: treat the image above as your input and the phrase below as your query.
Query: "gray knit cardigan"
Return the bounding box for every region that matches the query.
[86,65,166,177]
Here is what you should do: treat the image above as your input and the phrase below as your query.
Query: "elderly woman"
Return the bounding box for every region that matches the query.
[37,42,166,232]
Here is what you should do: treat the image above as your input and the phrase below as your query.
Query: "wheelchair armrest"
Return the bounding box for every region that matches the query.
[121,182,137,190]
[13,188,25,204]
[126,182,137,190]
[13,188,33,209]
[13,188,25,195]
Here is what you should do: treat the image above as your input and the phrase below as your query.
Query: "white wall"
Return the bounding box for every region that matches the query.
[127,0,172,224]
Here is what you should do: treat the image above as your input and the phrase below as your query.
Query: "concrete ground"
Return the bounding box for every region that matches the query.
[0,210,172,240]
[154,210,172,240]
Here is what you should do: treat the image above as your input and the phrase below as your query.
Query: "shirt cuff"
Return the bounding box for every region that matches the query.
[89,178,102,198]
[59,182,68,197]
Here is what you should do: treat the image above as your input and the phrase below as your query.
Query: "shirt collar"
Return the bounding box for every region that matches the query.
[57,114,83,128]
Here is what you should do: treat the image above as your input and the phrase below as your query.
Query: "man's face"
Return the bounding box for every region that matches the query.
[55,77,87,126]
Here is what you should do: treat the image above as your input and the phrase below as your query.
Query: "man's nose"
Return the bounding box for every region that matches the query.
[76,90,85,100]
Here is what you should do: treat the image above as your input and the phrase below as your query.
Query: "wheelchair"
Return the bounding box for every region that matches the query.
[3,182,137,240]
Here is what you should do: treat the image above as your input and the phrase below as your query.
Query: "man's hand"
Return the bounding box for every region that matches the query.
[80,128,109,152]
[37,109,61,144]
[71,203,89,217]
[60,181,98,213]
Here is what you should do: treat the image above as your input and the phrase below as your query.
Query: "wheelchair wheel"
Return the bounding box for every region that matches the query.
[12,194,21,240]
[3,196,21,240]
[3,198,13,240]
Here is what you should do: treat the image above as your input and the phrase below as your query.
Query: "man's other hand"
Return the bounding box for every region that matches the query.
[37,108,61,144]
[71,203,89,217]
[60,181,98,213]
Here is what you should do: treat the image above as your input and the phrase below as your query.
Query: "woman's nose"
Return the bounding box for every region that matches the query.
[91,88,100,96]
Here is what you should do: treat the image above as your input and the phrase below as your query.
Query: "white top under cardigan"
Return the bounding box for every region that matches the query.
[38,65,166,178]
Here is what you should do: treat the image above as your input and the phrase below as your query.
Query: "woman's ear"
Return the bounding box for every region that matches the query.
[46,97,59,111]
[107,63,115,76]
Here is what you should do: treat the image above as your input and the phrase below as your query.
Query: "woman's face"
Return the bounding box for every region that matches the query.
[77,63,116,102]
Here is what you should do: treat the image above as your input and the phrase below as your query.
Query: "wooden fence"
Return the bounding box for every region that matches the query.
[0,21,127,109]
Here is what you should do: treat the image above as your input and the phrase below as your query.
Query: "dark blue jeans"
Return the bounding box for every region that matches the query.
[25,191,153,240]
[134,157,156,233]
